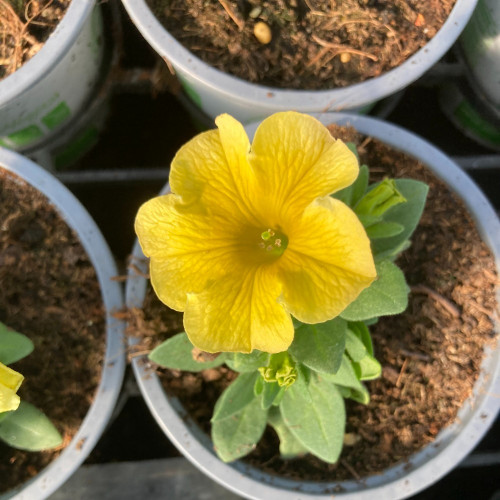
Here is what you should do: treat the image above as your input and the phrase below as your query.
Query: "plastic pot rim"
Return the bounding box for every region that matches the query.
[0,147,126,500]
[126,112,500,500]
[0,0,96,106]
[120,0,478,111]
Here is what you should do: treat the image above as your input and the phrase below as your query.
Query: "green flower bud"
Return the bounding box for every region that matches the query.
[258,352,297,388]
[355,179,407,219]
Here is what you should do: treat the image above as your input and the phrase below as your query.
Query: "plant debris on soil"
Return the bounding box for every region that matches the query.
[147,0,457,89]
[0,0,71,80]
[126,126,498,481]
[0,169,105,493]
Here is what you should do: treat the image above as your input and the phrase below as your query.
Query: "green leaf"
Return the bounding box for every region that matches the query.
[254,375,264,396]
[281,373,345,463]
[212,372,259,422]
[321,355,370,405]
[149,333,226,372]
[0,323,34,365]
[366,221,404,239]
[0,401,62,451]
[261,382,284,410]
[372,179,428,258]
[340,260,410,322]
[267,407,308,458]
[290,364,312,404]
[357,213,382,227]
[333,164,368,207]
[225,351,269,373]
[288,318,346,374]
[345,329,367,362]
[353,355,382,381]
[345,142,359,160]
[349,322,374,356]
[212,396,268,462]
[351,165,370,207]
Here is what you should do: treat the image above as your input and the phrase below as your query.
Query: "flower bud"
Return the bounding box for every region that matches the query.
[258,352,297,388]
[355,179,406,219]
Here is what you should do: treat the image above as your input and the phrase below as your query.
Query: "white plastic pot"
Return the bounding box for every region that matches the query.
[0,0,105,152]
[439,79,500,151]
[126,113,500,500]
[460,0,500,110]
[0,148,126,500]
[20,0,123,171]
[121,0,477,123]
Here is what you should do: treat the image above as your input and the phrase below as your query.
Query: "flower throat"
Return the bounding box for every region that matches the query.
[259,228,288,257]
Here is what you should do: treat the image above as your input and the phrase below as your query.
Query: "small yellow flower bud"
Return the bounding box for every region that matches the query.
[254,22,272,45]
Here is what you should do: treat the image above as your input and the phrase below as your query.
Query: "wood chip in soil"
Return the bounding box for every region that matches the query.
[125,125,498,481]
[147,0,457,89]
[0,169,105,493]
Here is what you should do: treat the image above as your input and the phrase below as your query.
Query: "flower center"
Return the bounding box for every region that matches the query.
[258,228,288,257]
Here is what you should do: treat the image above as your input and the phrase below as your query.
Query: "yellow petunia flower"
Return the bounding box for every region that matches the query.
[135,112,376,353]
[0,362,23,413]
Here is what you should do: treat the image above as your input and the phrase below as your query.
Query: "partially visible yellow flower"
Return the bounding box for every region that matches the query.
[135,112,376,353]
[0,362,23,413]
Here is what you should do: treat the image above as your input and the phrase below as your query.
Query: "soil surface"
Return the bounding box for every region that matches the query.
[0,169,105,493]
[0,0,71,80]
[126,127,498,481]
[148,0,457,89]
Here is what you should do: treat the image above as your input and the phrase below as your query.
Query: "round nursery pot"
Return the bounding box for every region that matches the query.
[0,0,105,152]
[459,0,500,110]
[439,79,500,152]
[0,148,125,499]
[127,113,500,500]
[120,0,477,123]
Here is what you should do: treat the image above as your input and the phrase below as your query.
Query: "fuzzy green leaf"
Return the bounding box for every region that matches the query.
[366,221,404,239]
[212,372,259,422]
[333,164,369,207]
[267,407,308,458]
[372,179,428,258]
[321,355,370,405]
[345,329,367,362]
[351,165,370,206]
[261,382,284,410]
[281,373,345,463]
[288,318,346,374]
[212,397,268,462]
[349,322,374,356]
[0,401,62,451]
[353,355,382,381]
[225,351,269,373]
[149,333,226,372]
[0,323,34,365]
[340,260,409,321]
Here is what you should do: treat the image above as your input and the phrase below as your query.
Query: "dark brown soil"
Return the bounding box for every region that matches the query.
[0,0,71,80]
[126,127,498,481]
[0,169,105,493]
[147,0,456,89]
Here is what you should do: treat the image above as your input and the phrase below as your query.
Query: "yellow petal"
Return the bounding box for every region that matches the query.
[249,112,359,225]
[169,116,259,226]
[0,363,23,413]
[0,384,20,413]
[0,362,23,391]
[184,266,293,353]
[278,196,376,323]
[135,194,250,311]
